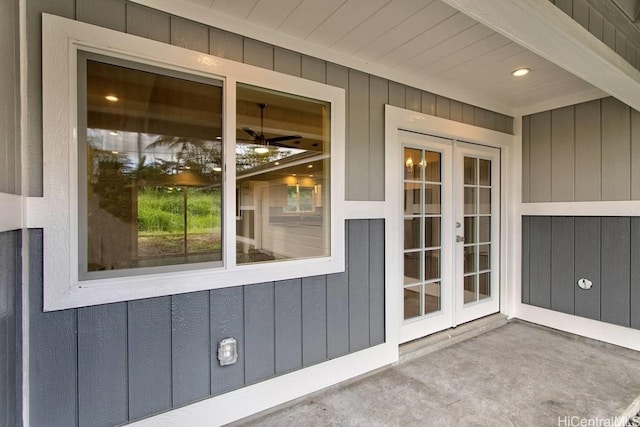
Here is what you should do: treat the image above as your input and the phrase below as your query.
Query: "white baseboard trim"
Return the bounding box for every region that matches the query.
[127,342,397,426]
[514,303,640,351]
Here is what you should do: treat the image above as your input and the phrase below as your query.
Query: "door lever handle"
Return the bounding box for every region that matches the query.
[456,235,465,243]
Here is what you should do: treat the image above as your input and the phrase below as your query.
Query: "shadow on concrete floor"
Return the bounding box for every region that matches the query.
[234,321,640,427]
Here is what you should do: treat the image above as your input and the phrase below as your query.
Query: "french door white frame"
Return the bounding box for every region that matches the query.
[384,105,518,346]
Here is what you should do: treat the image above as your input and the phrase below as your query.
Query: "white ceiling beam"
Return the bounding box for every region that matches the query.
[441,0,640,113]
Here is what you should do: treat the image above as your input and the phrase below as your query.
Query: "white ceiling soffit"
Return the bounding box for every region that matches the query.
[132,0,608,116]
[442,0,640,114]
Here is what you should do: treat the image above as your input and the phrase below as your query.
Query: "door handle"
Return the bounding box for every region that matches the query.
[456,235,465,243]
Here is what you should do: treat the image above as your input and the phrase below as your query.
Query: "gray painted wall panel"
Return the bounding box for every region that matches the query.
[421,91,436,116]
[600,217,631,327]
[301,55,326,83]
[634,103,640,200]
[462,103,475,125]
[244,39,274,70]
[126,3,170,43]
[244,282,276,384]
[574,217,601,321]
[29,230,78,427]
[210,28,243,62]
[573,0,589,29]
[274,279,302,375]
[436,96,450,119]
[78,303,128,427]
[274,48,302,77]
[574,100,601,201]
[550,217,574,314]
[529,112,552,202]
[522,116,530,203]
[529,216,551,309]
[128,297,172,420]
[369,76,388,202]
[326,268,350,359]
[555,0,572,15]
[388,82,405,108]
[631,218,640,329]
[369,219,385,346]
[170,16,209,53]
[604,20,616,50]
[210,287,245,395]
[0,231,19,427]
[601,98,631,201]
[405,87,421,112]
[77,0,125,31]
[171,291,210,407]
[521,217,530,304]
[348,220,371,351]
[0,0,19,194]
[589,8,604,40]
[348,70,370,201]
[301,276,327,367]
[450,100,463,123]
[551,106,575,202]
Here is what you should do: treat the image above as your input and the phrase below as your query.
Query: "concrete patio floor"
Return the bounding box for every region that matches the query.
[234,320,640,427]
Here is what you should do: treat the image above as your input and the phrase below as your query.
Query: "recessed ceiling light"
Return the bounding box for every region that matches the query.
[105,95,119,102]
[274,162,280,166]
[215,136,222,140]
[307,164,313,168]
[254,146,269,154]
[109,131,119,136]
[213,166,222,172]
[111,151,119,154]
[292,173,297,177]
[511,68,531,77]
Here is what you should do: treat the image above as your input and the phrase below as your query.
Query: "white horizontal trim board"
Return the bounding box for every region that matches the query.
[127,343,397,426]
[514,303,640,352]
[0,192,22,232]
[521,201,640,216]
[344,201,385,219]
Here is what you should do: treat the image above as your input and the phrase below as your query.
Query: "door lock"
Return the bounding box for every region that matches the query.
[456,235,465,242]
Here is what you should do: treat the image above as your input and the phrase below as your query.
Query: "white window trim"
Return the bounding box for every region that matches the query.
[41,14,345,310]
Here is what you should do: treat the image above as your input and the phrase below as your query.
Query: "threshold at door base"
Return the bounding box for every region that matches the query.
[397,313,508,365]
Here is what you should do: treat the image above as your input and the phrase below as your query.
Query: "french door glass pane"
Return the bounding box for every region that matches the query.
[424,217,441,248]
[464,275,476,303]
[424,151,441,182]
[464,246,476,273]
[404,148,422,180]
[404,218,421,250]
[479,159,491,185]
[479,188,491,214]
[479,272,490,299]
[479,244,490,271]
[424,282,441,314]
[404,285,421,320]
[404,183,421,215]
[424,184,441,214]
[464,157,477,185]
[424,249,441,281]
[464,187,476,214]
[404,252,420,285]
[464,216,476,244]
[479,216,491,243]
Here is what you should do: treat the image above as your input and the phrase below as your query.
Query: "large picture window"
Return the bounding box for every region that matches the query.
[79,54,224,278]
[41,14,345,309]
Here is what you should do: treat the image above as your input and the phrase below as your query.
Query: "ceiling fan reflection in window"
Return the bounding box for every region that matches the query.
[241,103,301,154]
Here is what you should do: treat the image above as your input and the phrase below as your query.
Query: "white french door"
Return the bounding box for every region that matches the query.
[399,131,500,344]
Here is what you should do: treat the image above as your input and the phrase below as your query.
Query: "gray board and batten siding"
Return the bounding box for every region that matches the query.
[23,1,514,426]
[0,231,21,427]
[522,216,640,330]
[522,97,640,203]
[0,0,20,195]
[29,220,384,426]
[24,0,514,199]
